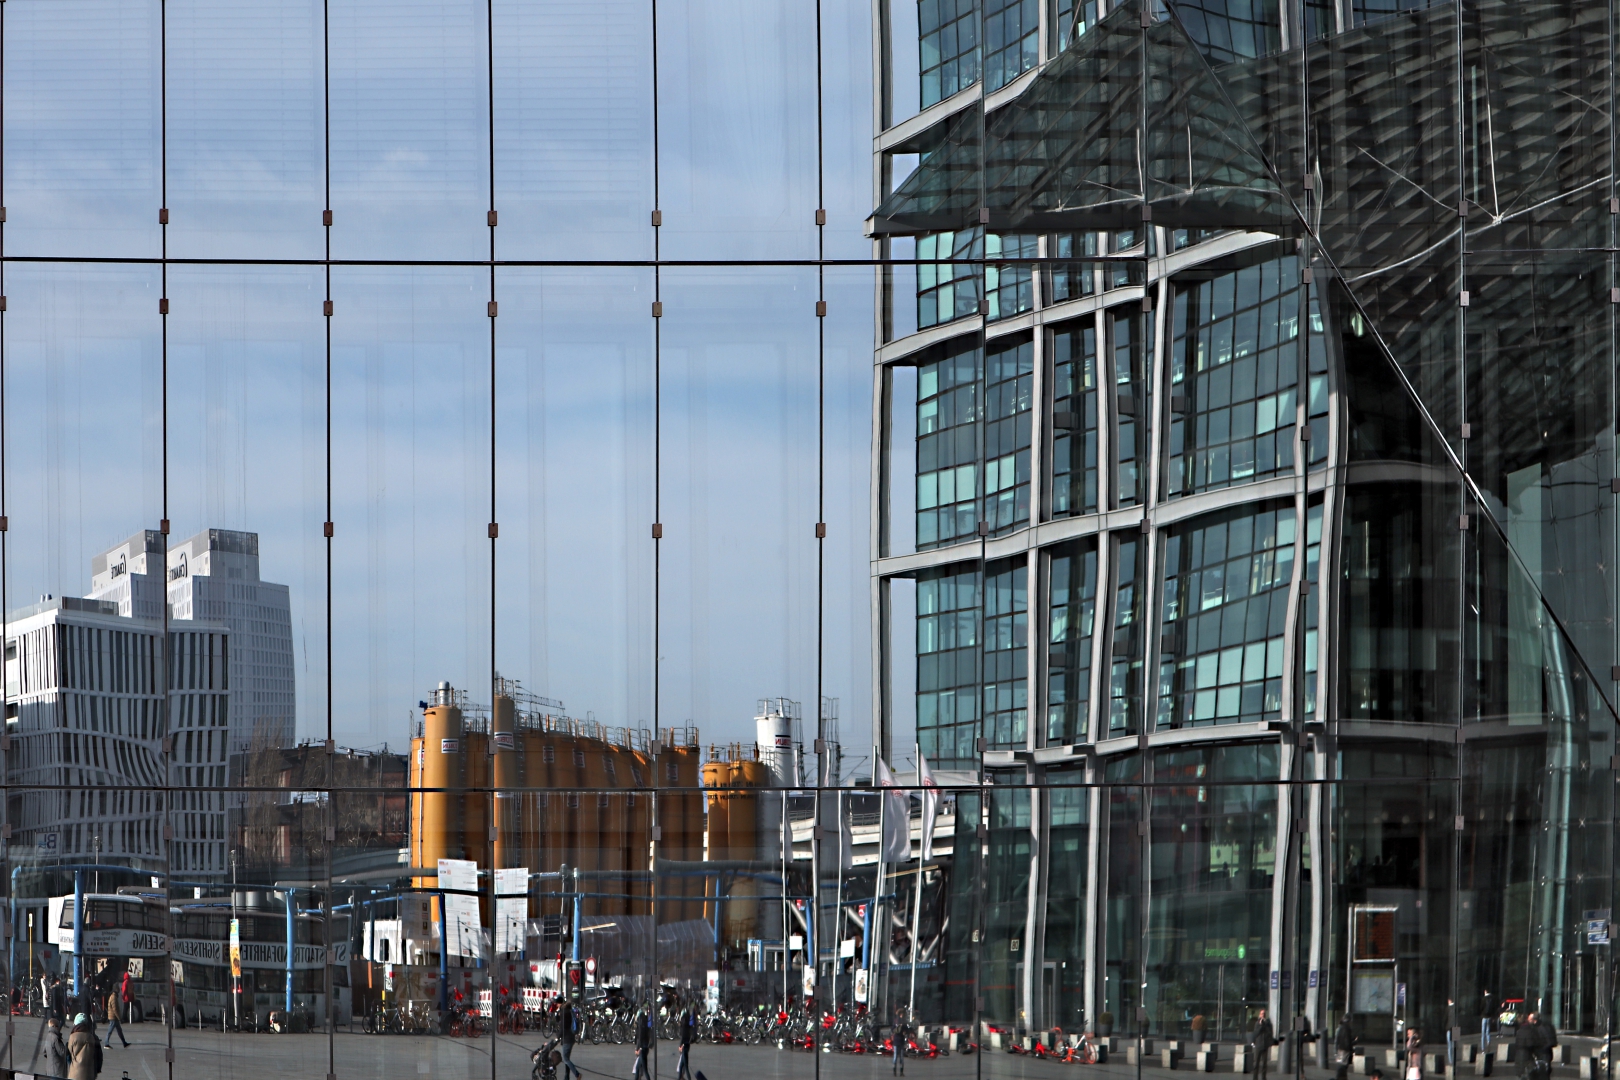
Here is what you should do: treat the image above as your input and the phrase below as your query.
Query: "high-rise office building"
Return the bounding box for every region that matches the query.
[3,597,230,877]
[164,529,296,755]
[868,0,1614,1043]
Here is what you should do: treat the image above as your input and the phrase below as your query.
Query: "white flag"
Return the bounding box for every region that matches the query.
[918,752,941,862]
[875,757,912,863]
[839,794,855,869]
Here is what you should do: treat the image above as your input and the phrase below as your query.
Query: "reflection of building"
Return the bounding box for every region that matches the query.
[163,529,295,754]
[867,0,1616,1052]
[228,742,409,879]
[3,596,230,877]
[84,526,297,758]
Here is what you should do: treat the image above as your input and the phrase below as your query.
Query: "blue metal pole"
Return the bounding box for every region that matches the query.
[860,900,872,971]
[437,893,448,1012]
[284,887,294,1016]
[72,869,83,1001]
[570,869,581,963]
[8,893,15,994]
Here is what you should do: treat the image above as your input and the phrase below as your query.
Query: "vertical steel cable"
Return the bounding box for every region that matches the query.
[650,0,663,1066]
[0,0,8,1061]
[0,0,8,1062]
[485,0,498,1072]
[322,0,335,1070]
[159,0,174,1073]
[814,0,827,1059]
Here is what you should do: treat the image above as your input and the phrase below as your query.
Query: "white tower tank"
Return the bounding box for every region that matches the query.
[755,698,800,787]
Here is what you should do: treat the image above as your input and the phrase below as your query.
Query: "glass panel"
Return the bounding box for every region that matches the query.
[491,1,654,261]
[1165,254,1329,497]
[1157,502,1294,730]
[1107,535,1147,737]
[920,0,979,109]
[166,0,325,260]
[1111,308,1150,508]
[654,0,819,261]
[1049,317,1100,519]
[657,267,819,729]
[493,268,655,737]
[916,337,982,550]
[5,0,162,259]
[329,0,491,261]
[1047,539,1098,745]
[917,563,979,770]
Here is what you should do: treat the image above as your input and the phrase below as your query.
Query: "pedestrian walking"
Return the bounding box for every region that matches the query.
[1251,1008,1276,1080]
[66,1012,101,1080]
[676,1001,697,1080]
[103,988,128,1048]
[556,998,583,1080]
[1336,1014,1356,1080]
[893,1007,909,1076]
[631,1003,654,1080]
[1405,1027,1423,1080]
[49,976,66,1026]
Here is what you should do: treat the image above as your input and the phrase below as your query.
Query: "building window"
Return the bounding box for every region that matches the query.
[920,0,979,108]
[982,336,1033,535]
[1046,232,1096,306]
[1169,0,1282,64]
[918,228,982,329]
[1050,319,1099,518]
[1107,535,1146,735]
[1049,0,1099,53]
[985,234,1037,321]
[917,564,980,769]
[1047,539,1098,745]
[917,339,982,549]
[1165,256,1328,496]
[1112,310,1151,507]
[983,558,1029,748]
[984,0,1039,92]
[1156,502,1295,729]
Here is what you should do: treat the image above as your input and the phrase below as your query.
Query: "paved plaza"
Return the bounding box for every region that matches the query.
[0,1017,1438,1080]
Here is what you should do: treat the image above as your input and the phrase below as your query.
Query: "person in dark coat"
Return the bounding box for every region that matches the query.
[44,1015,70,1077]
[631,1003,654,1080]
[1251,1008,1276,1080]
[556,999,582,1080]
[1515,1012,1551,1080]
[49,977,67,1026]
[676,1002,697,1080]
[1335,1014,1356,1080]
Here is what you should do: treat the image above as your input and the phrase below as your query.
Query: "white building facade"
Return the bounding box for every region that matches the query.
[3,597,231,877]
[164,529,296,755]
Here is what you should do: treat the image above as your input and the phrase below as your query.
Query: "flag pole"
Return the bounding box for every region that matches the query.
[908,741,923,1023]
[869,748,886,1021]
[835,786,846,1014]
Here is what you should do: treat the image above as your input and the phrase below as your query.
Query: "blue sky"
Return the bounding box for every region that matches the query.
[3,0,877,754]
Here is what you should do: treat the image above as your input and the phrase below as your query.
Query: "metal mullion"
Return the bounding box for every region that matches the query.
[321,0,335,1068]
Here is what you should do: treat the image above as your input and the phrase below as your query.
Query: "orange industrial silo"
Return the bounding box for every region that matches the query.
[411,688,464,890]
[492,693,522,871]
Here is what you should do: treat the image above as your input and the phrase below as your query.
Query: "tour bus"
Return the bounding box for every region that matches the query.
[51,891,352,1028]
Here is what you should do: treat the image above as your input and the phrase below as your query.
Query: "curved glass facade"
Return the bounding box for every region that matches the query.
[870,0,1620,1062]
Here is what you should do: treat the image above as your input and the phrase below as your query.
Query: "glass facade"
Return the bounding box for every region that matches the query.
[869,0,1620,1063]
[6,0,1620,1075]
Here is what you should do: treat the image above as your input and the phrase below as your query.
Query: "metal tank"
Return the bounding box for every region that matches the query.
[411,682,464,890]
[491,693,521,870]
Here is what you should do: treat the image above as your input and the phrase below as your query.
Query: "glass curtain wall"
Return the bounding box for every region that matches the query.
[870,0,1620,1071]
[6,0,1620,1077]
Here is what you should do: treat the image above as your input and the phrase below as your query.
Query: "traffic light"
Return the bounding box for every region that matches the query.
[565,960,585,1000]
